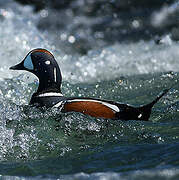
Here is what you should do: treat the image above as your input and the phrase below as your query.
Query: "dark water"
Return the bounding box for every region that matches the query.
[1,72,179,179]
[0,0,179,179]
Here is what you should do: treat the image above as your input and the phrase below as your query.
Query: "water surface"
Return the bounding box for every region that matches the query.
[0,0,179,179]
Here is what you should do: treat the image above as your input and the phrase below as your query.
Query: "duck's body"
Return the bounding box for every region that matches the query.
[10,49,168,121]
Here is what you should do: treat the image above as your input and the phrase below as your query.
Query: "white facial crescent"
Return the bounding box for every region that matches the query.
[24,54,34,70]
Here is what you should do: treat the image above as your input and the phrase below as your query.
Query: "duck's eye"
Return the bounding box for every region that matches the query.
[45,60,51,65]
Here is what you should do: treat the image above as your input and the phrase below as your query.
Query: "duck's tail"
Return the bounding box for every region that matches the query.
[136,88,170,121]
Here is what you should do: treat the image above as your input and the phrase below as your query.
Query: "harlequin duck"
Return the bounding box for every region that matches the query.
[9,48,169,121]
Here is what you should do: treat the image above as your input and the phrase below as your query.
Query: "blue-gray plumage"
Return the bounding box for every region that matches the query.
[10,49,169,120]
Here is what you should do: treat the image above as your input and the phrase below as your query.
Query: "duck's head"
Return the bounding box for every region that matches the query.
[10,48,62,93]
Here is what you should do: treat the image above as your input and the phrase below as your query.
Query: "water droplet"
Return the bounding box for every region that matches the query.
[68,36,75,43]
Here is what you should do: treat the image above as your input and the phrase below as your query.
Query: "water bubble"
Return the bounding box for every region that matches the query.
[132,20,140,28]
[60,33,67,41]
[68,36,76,43]
[40,9,48,18]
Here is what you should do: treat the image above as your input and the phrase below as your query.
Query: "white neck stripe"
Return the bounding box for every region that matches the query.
[54,67,57,83]
[67,99,119,112]
[38,92,63,97]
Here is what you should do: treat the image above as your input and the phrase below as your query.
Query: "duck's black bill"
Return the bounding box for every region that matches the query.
[9,62,24,70]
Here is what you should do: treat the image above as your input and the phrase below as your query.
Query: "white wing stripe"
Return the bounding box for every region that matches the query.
[53,101,63,108]
[38,92,63,97]
[67,99,120,112]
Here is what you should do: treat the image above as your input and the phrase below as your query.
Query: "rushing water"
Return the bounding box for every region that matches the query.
[0,0,179,179]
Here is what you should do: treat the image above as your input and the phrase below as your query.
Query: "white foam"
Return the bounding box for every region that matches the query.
[58,40,179,83]
[151,1,179,28]
[1,1,179,85]
[0,1,53,73]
